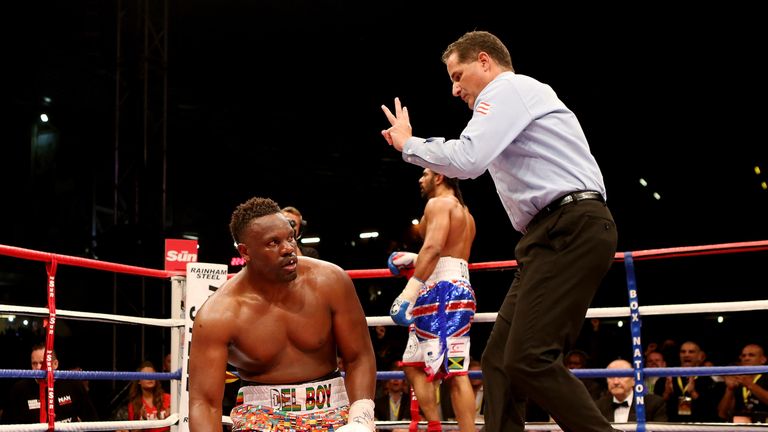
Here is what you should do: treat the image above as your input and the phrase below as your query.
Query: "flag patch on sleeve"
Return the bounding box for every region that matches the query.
[476,101,491,115]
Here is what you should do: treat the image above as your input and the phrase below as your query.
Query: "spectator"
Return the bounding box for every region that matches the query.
[370,324,407,375]
[644,342,659,358]
[654,340,723,422]
[115,360,170,432]
[718,343,768,423]
[645,351,667,394]
[281,205,320,258]
[1,343,97,424]
[374,363,411,421]
[565,349,605,400]
[595,359,667,422]
[659,339,679,366]
[70,365,90,393]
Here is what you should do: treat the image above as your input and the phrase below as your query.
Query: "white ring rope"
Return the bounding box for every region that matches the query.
[0,304,184,327]
[0,414,178,431]
[366,299,768,326]
[2,298,764,328]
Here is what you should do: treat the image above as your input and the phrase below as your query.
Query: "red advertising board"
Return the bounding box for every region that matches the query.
[164,239,198,271]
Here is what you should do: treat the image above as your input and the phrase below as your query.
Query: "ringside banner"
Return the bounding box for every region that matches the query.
[179,262,228,431]
[165,239,198,271]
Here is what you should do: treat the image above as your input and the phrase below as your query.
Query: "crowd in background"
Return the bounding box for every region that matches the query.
[0,320,767,428]
[367,323,768,426]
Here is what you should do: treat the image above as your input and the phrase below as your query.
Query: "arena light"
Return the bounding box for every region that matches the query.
[359,231,379,239]
[653,192,661,200]
[411,219,419,225]
[639,178,648,187]
[301,237,320,244]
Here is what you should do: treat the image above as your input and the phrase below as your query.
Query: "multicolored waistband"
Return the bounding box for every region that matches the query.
[236,376,348,414]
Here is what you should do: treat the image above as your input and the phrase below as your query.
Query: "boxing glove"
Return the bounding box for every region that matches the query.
[337,399,375,432]
[387,251,418,277]
[390,277,424,326]
[336,423,371,432]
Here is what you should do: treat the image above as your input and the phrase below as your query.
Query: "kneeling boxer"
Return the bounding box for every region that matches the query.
[189,197,376,432]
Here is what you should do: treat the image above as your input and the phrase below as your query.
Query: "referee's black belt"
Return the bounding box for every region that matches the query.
[528,190,605,230]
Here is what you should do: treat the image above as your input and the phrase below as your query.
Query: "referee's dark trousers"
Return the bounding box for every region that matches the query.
[481,198,619,432]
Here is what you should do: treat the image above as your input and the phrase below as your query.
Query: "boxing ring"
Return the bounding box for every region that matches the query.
[1,240,767,431]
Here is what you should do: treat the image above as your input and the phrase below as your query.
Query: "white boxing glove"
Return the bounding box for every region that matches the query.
[387,251,418,277]
[337,399,375,432]
[336,423,371,432]
[390,277,424,326]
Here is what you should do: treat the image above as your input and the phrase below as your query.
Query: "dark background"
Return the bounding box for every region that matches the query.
[1,0,767,420]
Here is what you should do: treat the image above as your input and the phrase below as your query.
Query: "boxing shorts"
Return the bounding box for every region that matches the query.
[400,257,476,381]
[231,371,349,432]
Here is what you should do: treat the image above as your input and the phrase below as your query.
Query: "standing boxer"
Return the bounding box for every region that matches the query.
[188,197,376,432]
[388,168,477,432]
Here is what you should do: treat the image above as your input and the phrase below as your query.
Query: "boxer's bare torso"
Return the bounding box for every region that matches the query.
[418,194,475,261]
[212,257,340,383]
